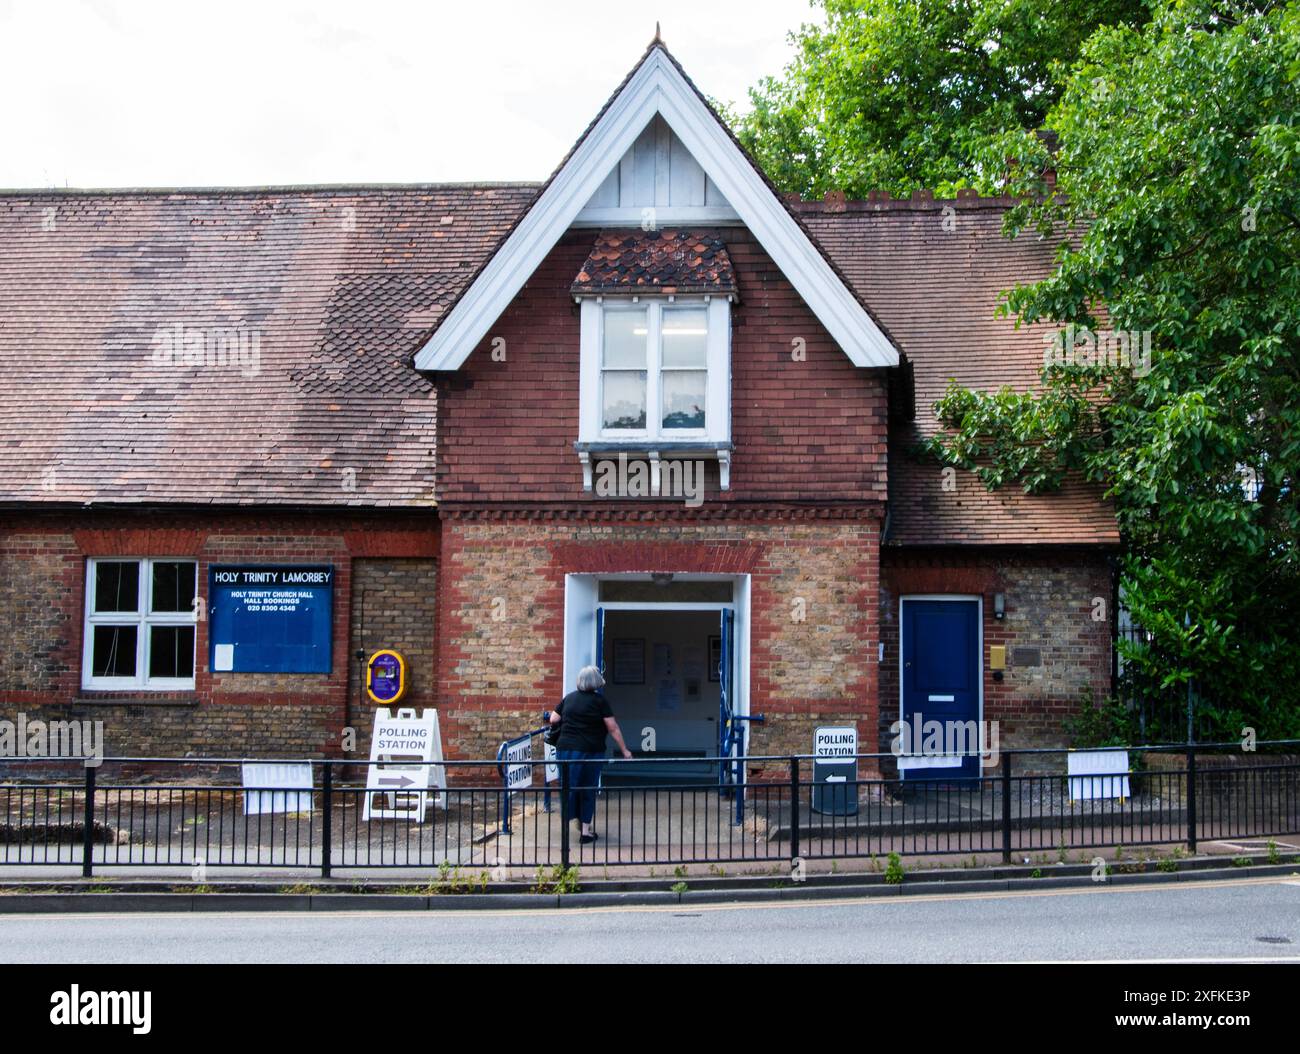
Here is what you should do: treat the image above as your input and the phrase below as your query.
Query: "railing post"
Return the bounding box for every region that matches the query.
[789,756,800,864]
[734,754,746,828]
[81,762,96,878]
[321,762,333,879]
[1001,750,1012,864]
[560,761,571,870]
[1186,745,1197,854]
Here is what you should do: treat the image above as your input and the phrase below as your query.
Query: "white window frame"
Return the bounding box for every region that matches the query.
[578,295,731,445]
[82,558,198,691]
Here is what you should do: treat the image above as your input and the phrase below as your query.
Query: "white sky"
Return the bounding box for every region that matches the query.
[0,0,821,189]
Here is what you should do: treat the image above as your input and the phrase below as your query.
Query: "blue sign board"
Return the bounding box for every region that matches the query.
[209,565,334,674]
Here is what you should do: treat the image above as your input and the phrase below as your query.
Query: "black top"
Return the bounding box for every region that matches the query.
[555,690,614,754]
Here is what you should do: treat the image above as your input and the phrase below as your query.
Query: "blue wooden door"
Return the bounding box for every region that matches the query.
[901,599,981,781]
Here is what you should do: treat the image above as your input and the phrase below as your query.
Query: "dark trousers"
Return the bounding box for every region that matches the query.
[556,750,605,825]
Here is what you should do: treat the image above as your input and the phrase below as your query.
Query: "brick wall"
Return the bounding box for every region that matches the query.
[347,557,438,759]
[0,531,79,693]
[878,548,1115,761]
[0,509,437,758]
[434,227,889,506]
[436,511,882,773]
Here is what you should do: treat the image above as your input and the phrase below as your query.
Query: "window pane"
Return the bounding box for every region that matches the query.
[662,370,707,429]
[151,561,196,614]
[92,625,137,678]
[148,625,195,680]
[661,308,708,368]
[603,309,647,369]
[93,561,139,614]
[602,371,647,430]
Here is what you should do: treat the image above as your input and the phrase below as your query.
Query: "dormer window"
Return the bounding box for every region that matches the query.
[598,301,715,437]
[573,230,736,493]
[580,295,731,444]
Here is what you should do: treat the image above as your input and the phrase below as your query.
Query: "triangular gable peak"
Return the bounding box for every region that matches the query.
[575,114,739,226]
[413,42,899,371]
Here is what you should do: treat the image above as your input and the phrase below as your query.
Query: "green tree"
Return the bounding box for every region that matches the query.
[926,0,1300,739]
[732,0,1151,198]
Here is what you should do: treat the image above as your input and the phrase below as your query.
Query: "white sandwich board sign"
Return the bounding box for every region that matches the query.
[363,707,446,822]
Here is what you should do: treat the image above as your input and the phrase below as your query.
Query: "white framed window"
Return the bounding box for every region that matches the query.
[82,558,198,691]
[579,296,730,445]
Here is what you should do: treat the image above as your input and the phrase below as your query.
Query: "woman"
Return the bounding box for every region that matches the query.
[548,665,633,844]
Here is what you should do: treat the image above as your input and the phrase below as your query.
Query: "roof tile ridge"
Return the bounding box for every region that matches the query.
[785,188,1023,212]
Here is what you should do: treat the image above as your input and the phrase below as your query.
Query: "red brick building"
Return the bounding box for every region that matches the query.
[0,43,1116,772]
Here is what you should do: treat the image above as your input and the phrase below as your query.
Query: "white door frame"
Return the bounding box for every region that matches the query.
[562,573,751,748]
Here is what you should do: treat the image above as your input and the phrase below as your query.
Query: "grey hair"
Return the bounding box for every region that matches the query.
[576,665,605,692]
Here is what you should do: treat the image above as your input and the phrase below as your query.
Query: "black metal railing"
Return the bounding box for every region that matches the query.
[0,742,1297,877]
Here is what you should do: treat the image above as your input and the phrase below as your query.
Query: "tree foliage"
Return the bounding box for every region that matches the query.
[926,1,1300,738]
[733,0,1152,198]
[736,0,1300,740]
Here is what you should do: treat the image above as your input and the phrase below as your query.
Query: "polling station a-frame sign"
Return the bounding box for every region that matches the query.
[363,707,446,822]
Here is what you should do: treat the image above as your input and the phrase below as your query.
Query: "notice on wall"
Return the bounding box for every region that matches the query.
[652,643,673,678]
[656,678,681,712]
[612,638,645,685]
[682,645,705,681]
[209,565,334,674]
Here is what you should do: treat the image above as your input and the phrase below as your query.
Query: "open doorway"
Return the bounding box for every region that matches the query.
[600,608,721,781]
[562,573,748,783]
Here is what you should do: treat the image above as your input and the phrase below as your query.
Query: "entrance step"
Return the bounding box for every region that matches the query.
[602,758,720,786]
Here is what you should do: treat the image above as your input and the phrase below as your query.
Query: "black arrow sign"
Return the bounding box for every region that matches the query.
[377,774,417,789]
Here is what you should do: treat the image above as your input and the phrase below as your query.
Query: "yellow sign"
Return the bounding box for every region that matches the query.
[366,649,408,705]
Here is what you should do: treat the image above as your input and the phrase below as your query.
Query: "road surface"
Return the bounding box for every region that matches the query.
[1,876,1297,963]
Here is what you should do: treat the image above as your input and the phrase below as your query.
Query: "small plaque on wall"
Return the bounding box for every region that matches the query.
[1012,647,1043,667]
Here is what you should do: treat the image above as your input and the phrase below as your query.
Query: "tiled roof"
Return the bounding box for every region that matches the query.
[572,230,736,296]
[795,192,1117,546]
[0,183,1117,545]
[0,185,536,507]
